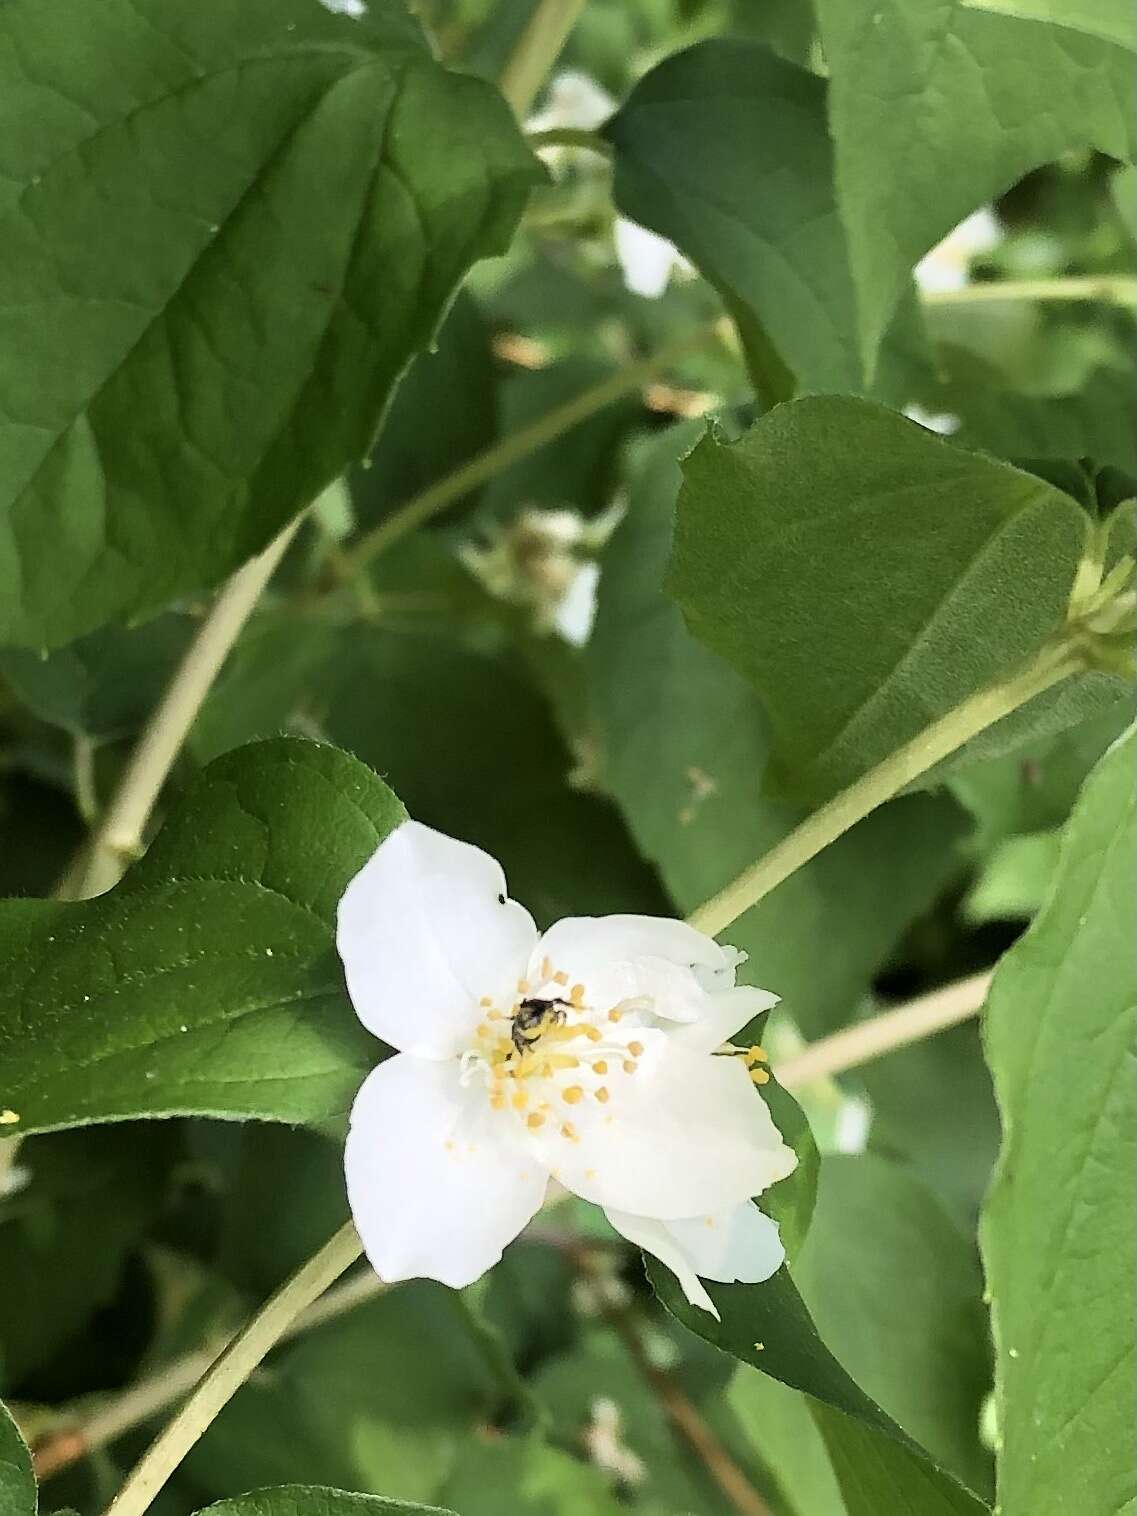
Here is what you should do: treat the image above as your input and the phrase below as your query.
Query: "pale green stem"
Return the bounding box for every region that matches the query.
[336,329,711,581]
[527,125,614,157]
[924,274,1137,309]
[498,0,589,118]
[686,647,1080,940]
[104,1222,362,1516]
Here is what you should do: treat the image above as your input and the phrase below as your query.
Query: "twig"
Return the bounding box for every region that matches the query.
[58,516,304,901]
[685,647,1077,939]
[334,328,712,582]
[498,0,589,117]
[103,1222,362,1516]
[924,274,1137,308]
[775,971,994,1090]
[32,1262,388,1483]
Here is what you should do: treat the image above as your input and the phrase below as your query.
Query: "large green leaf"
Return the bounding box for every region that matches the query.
[816,0,1136,373]
[649,1260,989,1516]
[0,0,540,649]
[196,1488,455,1516]
[0,1400,34,1516]
[184,1288,509,1509]
[0,738,403,1136]
[980,726,1135,1515]
[669,397,1096,801]
[441,1437,623,1516]
[603,39,861,396]
[588,425,969,1035]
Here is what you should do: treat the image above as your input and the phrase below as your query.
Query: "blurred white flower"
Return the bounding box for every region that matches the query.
[338,822,796,1315]
[460,505,617,646]
[614,217,692,299]
[903,403,962,436]
[318,0,366,15]
[915,207,1002,294]
[526,71,616,137]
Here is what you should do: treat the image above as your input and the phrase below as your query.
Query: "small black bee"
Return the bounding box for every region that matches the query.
[511,996,569,1057]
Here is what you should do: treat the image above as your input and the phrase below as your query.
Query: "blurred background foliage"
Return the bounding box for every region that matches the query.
[1,0,1133,1511]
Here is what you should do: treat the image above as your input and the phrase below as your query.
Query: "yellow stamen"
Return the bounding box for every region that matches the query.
[748,1045,769,1063]
[490,1091,505,1110]
[751,1067,770,1085]
[541,956,552,979]
[595,1086,610,1104]
[622,1059,638,1075]
[479,996,493,1007]
[475,1023,492,1039]
[608,1008,622,1022]
[627,1040,644,1058]
[562,1085,584,1104]
[592,1060,608,1075]
[570,983,585,1007]
[553,970,569,986]
[561,1121,579,1141]
[527,1112,546,1129]
[517,978,530,993]
[511,1089,529,1110]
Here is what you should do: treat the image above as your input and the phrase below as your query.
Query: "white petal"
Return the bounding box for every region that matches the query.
[605,1201,784,1318]
[532,914,732,1023]
[337,821,537,1058]
[603,1208,719,1316]
[525,71,617,134]
[669,986,779,1056]
[527,1037,796,1218]
[345,1054,548,1288]
[553,561,600,646]
[615,218,683,298]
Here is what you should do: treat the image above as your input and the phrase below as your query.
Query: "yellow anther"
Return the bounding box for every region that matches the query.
[527,1112,546,1129]
[627,1040,644,1058]
[490,1091,506,1110]
[512,1089,529,1110]
[595,1086,610,1104]
[592,1060,608,1075]
[541,956,552,980]
[622,1059,638,1075]
[562,1085,584,1104]
[608,1009,622,1022]
[488,1009,503,1021]
[748,1045,769,1064]
[750,1067,770,1085]
[583,1025,602,1041]
[560,1122,579,1141]
[479,996,493,1007]
[546,1053,580,1071]
[570,983,585,1007]
[444,1140,456,1151]
[553,970,569,986]
[517,978,530,993]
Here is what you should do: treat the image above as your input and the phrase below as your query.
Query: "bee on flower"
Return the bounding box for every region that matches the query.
[337,820,796,1316]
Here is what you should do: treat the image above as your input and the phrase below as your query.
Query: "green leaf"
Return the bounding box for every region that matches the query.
[0,1399,34,1516]
[604,40,862,396]
[962,830,1062,923]
[816,0,1136,373]
[669,397,1094,801]
[1,1125,172,1387]
[0,618,192,740]
[441,1437,623,1516]
[727,1369,848,1516]
[320,631,668,927]
[980,726,1135,1516]
[0,0,540,649]
[185,1288,509,1508]
[350,292,501,535]
[0,738,403,1135]
[648,1257,989,1516]
[195,1488,455,1516]
[589,424,969,1036]
[957,0,1135,49]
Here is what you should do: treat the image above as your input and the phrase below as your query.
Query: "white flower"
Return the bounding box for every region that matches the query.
[526,71,617,136]
[915,207,1002,294]
[903,402,962,436]
[614,217,692,300]
[338,822,796,1315]
[318,0,366,15]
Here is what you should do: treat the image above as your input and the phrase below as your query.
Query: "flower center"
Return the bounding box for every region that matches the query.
[460,959,646,1140]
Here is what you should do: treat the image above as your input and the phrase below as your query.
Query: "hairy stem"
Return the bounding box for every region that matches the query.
[776,971,994,1089]
[60,517,304,901]
[103,1222,362,1516]
[498,0,589,117]
[335,329,711,581]
[687,647,1079,939]
[923,274,1137,308]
